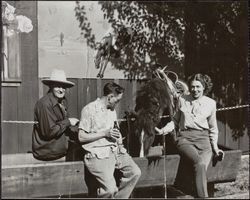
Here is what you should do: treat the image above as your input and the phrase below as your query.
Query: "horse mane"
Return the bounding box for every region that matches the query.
[120,76,182,157]
[135,78,175,116]
[132,78,175,155]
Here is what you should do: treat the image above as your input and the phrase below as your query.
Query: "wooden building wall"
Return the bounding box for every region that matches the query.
[3,73,249,155]
[1,1,39,154]
[1,2,248,155]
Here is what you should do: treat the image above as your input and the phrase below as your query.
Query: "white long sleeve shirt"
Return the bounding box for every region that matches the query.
[173,94,219,151]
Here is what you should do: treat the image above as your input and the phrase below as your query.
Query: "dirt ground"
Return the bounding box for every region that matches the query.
[214,155,249,199]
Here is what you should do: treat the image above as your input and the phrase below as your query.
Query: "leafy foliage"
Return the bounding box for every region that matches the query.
[75,1,248,139]
[75,1,185,79]
[183,2,248,139]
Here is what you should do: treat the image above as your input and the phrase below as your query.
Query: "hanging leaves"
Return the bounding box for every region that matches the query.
[75,1,185,79]
[74,1,248,139]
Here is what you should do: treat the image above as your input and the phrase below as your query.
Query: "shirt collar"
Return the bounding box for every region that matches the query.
[95,97,107,112]
[192,96,203,106]
[184,94,203,106]
[48,92,60,107]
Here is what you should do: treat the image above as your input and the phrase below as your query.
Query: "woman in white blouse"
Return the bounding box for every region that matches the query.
[154,73,224,197]
[172,73,224,198]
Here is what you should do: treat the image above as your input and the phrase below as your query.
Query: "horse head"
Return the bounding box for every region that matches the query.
[121,77,176,157]
[120,66,188,157]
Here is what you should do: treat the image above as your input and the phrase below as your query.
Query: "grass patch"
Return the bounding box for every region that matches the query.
[214,155,249,198]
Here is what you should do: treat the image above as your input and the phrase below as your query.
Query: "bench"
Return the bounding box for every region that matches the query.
[1,154,180,198]
[207,149,242,197]
[1,150,241,198]
[170,149,242,198]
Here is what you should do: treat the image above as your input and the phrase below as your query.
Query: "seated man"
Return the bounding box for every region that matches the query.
[78,82,141,198]
[32,69,79,161]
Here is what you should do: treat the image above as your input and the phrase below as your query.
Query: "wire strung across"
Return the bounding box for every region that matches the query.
[2,104,249,124]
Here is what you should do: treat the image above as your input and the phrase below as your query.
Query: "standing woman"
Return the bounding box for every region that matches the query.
[173,73,224,198]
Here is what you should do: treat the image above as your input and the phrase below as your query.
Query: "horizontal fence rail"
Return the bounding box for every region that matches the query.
[2,104,249,124]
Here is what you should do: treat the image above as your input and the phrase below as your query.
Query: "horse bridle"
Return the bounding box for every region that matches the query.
[153,66,179,198]
[153,66,179,96]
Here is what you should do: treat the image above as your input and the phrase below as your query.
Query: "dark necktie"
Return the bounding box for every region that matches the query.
[58,102,67,118]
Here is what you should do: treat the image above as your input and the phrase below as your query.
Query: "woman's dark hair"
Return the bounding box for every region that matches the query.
[103,82,125,96]
[187,73,213,95]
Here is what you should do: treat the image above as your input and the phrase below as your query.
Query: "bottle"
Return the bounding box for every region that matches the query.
[113,121,123,145]
[113,121,119,130]
[217,151,224,161]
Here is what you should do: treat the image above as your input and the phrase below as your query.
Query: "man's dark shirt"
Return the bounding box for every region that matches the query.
[32,92,71,161]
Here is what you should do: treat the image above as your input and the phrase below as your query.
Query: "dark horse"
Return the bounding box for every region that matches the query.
[120,68,189,157]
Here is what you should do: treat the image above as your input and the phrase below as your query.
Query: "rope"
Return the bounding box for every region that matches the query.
[2,104,249,124]
[2,120,38,124]
[217,104,249,111]
[163,134,167,198]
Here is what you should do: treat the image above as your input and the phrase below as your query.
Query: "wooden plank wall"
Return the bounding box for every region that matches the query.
[40,78,143,121]
[1,1,38,154]
[40,78,249,153]
[217,109,249,153]
[2,76,248,154]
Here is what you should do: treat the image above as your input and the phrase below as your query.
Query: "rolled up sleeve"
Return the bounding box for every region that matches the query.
[207,101,219,151]
[79,106,91,133]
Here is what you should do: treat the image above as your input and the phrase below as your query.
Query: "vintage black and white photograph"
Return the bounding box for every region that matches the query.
[1,1,249,199]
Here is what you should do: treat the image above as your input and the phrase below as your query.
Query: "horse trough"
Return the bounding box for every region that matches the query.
[1,149,241,198]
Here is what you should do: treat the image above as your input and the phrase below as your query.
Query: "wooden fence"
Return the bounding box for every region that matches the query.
[1,78,248,154]
[42,78,249,153]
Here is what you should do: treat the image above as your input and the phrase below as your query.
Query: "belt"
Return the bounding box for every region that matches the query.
[180,128,206,132]
[84,146,118,159]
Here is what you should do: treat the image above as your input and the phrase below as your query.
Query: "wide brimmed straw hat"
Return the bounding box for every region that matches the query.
[42,69,75,88]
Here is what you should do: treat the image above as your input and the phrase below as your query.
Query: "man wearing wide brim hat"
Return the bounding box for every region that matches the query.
[32,69,81,161]
[42,69,75,88]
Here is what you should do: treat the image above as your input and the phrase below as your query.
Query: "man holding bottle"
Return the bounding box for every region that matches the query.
[78,82,141,198]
